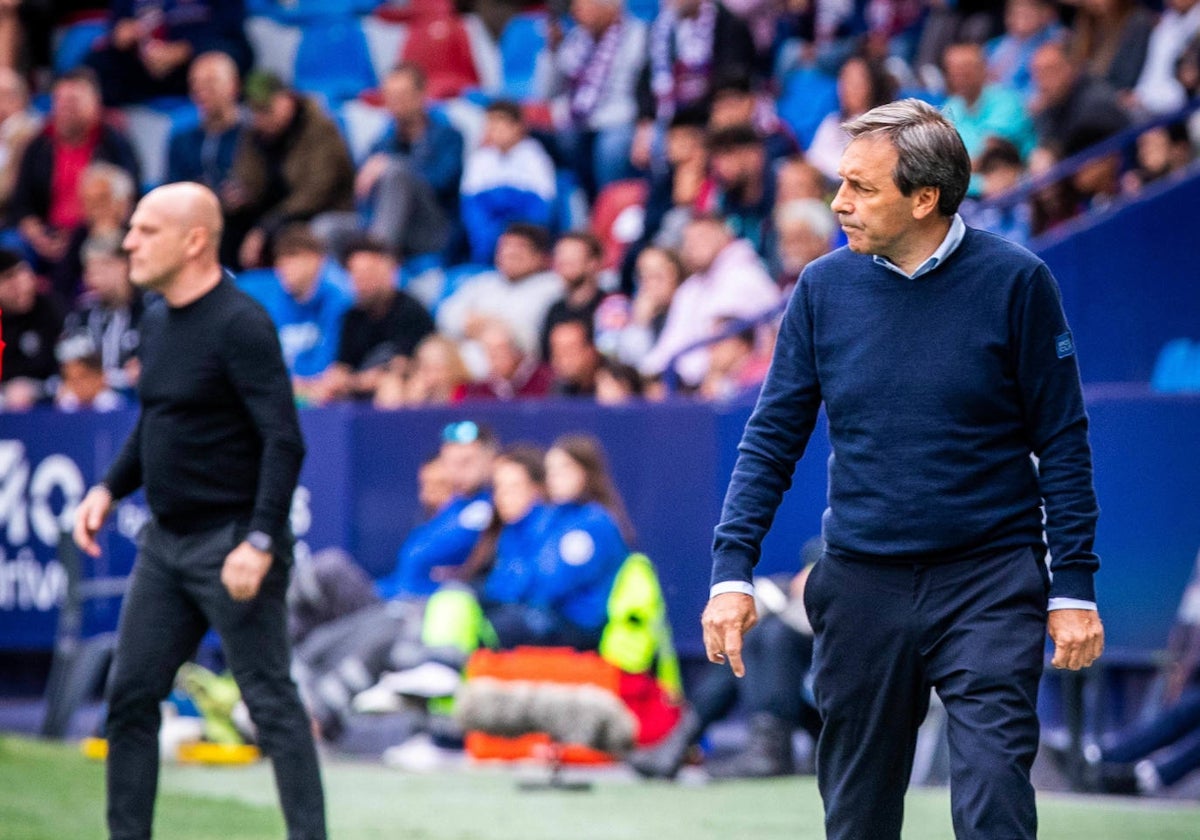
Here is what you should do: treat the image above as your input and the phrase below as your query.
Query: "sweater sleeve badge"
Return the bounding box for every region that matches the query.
[1055,332,1075,359]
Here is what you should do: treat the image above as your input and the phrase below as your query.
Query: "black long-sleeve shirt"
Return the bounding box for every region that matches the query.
[104,275,305,538]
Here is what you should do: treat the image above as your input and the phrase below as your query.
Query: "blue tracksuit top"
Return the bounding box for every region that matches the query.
[483,503,552,606]
[712,226,1100,602]
[255,267,353,379]
[529,502,629,631]
[376,492,494,600]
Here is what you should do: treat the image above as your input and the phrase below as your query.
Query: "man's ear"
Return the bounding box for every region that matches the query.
[911,186,941,221]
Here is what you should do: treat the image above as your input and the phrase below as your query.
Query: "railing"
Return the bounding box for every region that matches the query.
[976,97,1200,216]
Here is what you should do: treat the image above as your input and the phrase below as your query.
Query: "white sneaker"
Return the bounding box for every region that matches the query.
[381,733,459,772]
[378,662,462,699]
[1135,759,1162,794]
[352,682,404,714]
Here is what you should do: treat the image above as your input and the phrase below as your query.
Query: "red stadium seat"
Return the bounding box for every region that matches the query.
[590,178,649,270]
[400,15,481,100]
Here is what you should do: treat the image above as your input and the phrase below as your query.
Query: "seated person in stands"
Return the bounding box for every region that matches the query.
[697,317,770,402]
[437,223,562,359]
[54,333,124,413]
[0,67,41,222]
[374,333,472,409]
[539,231,611,362]
[538,0,647,201]
[51,162,137,306]
[611,246,686,370]
[630,544,823,780]
[699,124,777,260]
[86,0,253,106]
[8,69,140,289]
[293,421,499,739]
[548,318,602,398]
[460,318,554,401]
[224,71,355,269]
[166,51,244,263]
[773,198,836,291]
[314,64,459,266]
[308,236,434,404]
[1064,547,1200,795]
[1027,42,1130,163]
[707,72,799,165]
[460,101,557,265]
[254,224,352,403]
[638,214,780,389]
[62,233,145,393]
[985,0,1067,101]
[960,139,1033,245]
[0,248,63,412]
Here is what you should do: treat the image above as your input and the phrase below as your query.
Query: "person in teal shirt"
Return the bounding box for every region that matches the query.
[943,42,1036,162]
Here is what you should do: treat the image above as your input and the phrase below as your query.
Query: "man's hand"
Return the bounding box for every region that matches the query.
[701,592,758,677]
[1048,609,1105,670]
[221,541,273,601]
[73,486,114,558]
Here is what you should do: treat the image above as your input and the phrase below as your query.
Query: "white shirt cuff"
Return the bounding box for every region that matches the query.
[711,580,755,599]
[1047,597,1097,611]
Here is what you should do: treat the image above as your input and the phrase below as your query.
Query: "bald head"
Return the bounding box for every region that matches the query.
[125,183,226,304]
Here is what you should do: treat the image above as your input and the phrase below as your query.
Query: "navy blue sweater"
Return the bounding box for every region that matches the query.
[712,227,1100,602]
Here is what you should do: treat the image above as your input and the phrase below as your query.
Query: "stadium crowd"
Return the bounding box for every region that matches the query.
[0,0,1198,412]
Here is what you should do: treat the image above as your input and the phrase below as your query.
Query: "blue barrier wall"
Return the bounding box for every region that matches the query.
[3,393,1197,657]
[1040,173,1200,384]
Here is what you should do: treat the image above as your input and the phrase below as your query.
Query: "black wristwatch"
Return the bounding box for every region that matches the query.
[246,530,273,554]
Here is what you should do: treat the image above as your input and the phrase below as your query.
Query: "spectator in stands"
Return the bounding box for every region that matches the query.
[1028,41,1131,160]
[166,51,243,262]
[1063,124,1125,212]
[632,0,757,170]
[309,236,434,404]
[0,248,63,411]
[612,245,685,369]
[8,68,140,280]
[640,214,781,388]
[225,70,355,269]
[807,55,897,183]
[774,156,829,204]
[1175,33,1200,138]
[707,71,799,164]
[62,233,144,393]
[941,41,1035,163]
[255,225,352,402]
[460,100,557,265]
[540,231,609,360]
[437,223,561,357]
[539,0,648,201]
[461,318,554,400]
[53,161,137,306]
[315,64,459,265]
[86,0,253,106]
[54,332,123,412]
[962,139,1033,244]
[1121,123,1194,195]
[548,318,602,397]
[985,0,1066,100]
[374,333,471,409]
[700,124,776,259]
[697,317,771,402]
[1068,0,1155,98]
[1128,0,1200,115]
[0,67,40,220]
[773,198,836,290]
[595,357,645,404]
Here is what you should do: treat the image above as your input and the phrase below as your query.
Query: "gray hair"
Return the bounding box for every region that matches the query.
[775,198,836,241]
[82,162,137,205]
[842,98,971,216]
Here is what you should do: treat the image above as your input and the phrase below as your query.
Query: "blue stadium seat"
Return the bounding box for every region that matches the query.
[247,0,378,23]
[498,13,547,100]
[294,20,379,107]
[776,67,839,150]
[53,20,107,75]
[626,0,660,22]
[1151,338,1200,393]
[235,268,280,307]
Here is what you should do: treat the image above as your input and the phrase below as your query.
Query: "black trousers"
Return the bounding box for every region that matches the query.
[804,546,1048,840]
[105,519,326,840]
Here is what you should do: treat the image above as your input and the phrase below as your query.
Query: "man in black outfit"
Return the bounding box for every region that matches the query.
[73,182,326,840]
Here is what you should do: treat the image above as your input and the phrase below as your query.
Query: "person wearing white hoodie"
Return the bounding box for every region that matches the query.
[639,214,780,388]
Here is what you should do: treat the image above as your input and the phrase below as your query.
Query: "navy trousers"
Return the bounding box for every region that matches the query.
[105,520,326,840]
[803,545,1048,840]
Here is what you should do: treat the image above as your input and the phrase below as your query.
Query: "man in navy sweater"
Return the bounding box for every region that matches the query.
[703,99,1104,839]
[73,183,325,839]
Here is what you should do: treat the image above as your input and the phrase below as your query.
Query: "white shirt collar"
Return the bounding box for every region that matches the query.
[873,214,966,279]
